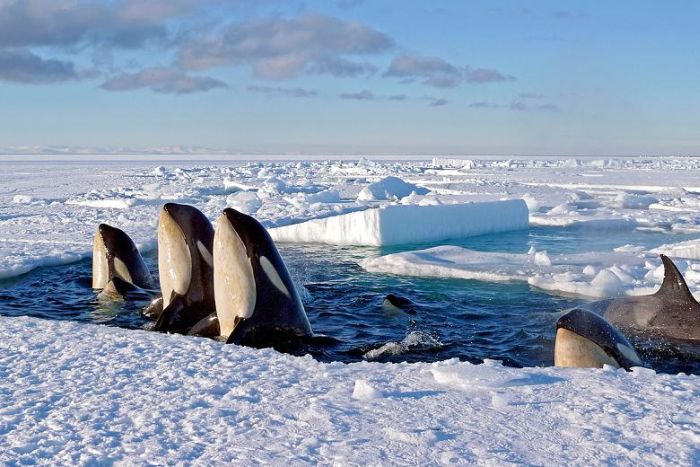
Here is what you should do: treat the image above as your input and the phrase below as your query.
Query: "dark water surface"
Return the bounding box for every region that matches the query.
[1,226,698,374]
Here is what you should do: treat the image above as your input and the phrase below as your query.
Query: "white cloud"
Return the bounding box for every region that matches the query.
[385,54,514,88]
[248,85,318,98]
[0,49,77,83]
[101,67,227,94]
[178,13,393,80]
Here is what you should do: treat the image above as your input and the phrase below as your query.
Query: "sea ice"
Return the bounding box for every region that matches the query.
[352,380,384,400]
[653,239,700,260]
[2,156,698,280]
[12,195,34,204]
[356,175,429,201]
[270,199,528,246]
[361,246,700,298]
[0,315,696,465]
[1,156,700,465]
[615,193,659,209]
[226,191,262,214]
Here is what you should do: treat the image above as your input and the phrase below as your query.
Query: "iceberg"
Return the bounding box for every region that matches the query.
[269,199,529,246]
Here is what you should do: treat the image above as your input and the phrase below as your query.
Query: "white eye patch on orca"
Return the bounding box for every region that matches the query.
[197,240,213,268]
[260,256,290,298]
[113,257,133,284]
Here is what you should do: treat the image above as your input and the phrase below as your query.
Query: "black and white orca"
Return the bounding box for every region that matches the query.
[382,294,418,314]
[600,255,700,343]
[213,207,313,346]
[153,203,216,334]
[92,223,155,299]
[554,308,643,370]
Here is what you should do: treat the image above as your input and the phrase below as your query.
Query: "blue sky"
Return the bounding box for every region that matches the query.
[0,0,698,155]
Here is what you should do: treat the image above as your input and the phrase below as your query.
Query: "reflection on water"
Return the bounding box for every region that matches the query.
[0,226,698,374]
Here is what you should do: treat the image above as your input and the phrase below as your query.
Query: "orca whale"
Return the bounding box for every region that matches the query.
[382,294,417,314]
[213,207,313,346]
[555,308,643,369]
[153,203,216,334]
[600,255,700,343]
[92,223,155,297]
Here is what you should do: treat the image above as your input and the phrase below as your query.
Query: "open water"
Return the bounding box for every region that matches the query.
[1,226,698,374]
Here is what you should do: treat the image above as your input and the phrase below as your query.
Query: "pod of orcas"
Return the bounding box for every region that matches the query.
[93,203,313,347]
[93,202,699,369]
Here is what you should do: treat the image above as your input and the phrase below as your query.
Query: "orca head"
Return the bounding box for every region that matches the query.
[382,294,417,314]
[213,208,259,338]
[215,207,313,343]
[92,223,153,289]
[157,203,214,308]
[555,308,642,370]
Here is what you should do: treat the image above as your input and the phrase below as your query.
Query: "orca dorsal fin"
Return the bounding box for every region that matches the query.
[656,255,697,303]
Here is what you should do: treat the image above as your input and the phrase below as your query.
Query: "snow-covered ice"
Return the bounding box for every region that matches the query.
[0,315,697,465]
[269,200,528,246]
[653,239,700,260]
[356,175,429,201]
[1,155,700,464]
[2,156,700,279]
[361,245,700,299]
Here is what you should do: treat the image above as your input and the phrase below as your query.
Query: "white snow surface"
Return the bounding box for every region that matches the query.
[1,315,698,465]
[356,175,429,201]
[269,200,528,246]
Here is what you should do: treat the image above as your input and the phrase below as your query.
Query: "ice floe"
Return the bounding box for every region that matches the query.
[270,200,528,246]
[225,191,262,214]
[361,245,700,299]
[652,239,700,260]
